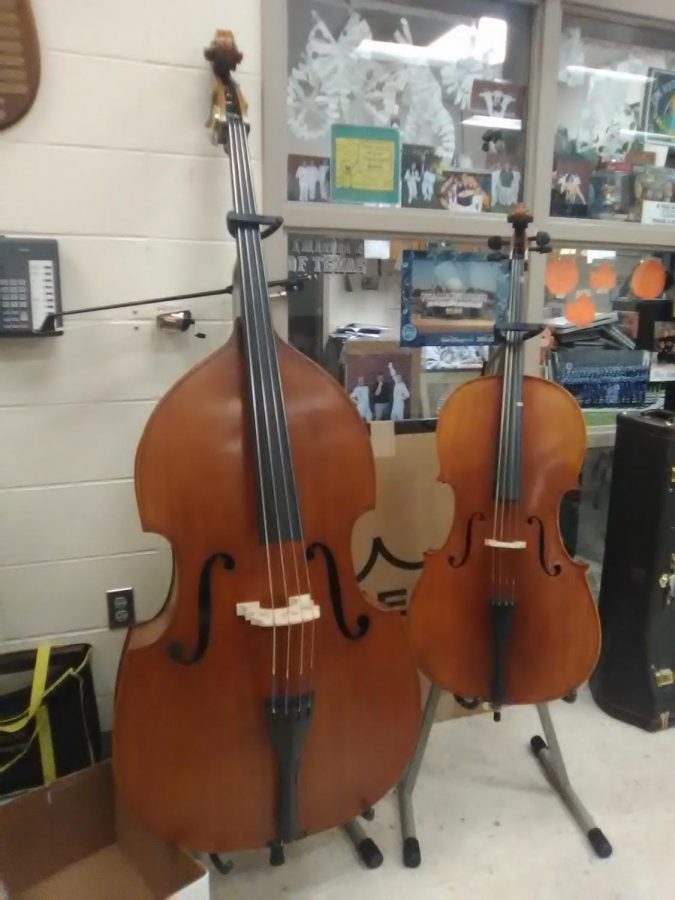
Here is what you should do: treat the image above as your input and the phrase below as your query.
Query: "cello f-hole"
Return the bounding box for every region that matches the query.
[448,512,485,569]
[168,552,235,664]
[526,516,562,577]
[306,543,370,640]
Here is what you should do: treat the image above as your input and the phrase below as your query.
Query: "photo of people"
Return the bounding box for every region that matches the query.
[486,154,522,211]
[344,352,413,422]
[651,322,675,382]
[287,154,331,202]
[439,172,491,212]
[551,158,592,216]
[400,145,443,208]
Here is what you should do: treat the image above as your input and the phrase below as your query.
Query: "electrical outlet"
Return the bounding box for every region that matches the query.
[106,587,136,629]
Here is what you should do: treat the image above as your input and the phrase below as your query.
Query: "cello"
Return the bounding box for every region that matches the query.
[112,31,420,856]
[408,207,600,711]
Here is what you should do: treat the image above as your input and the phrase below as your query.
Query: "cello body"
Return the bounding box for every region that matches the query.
[113,324,421,852]
[408,209,600,709]
[408,375,600,705]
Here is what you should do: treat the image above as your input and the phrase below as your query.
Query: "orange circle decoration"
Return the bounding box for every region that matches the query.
[546,256,580,298]
[565,292,596,327]
[589,261,617,293]
[631,258,667,300]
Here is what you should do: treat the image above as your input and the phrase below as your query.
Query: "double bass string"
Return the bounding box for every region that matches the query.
[233,119,315,709]
[228,118,284,709]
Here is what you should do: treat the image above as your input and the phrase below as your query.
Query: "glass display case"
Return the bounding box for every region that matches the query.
[553,12,675,225]
[285,0,533,215]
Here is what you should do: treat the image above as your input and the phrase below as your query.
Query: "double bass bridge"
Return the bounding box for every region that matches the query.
[236,594,320,628]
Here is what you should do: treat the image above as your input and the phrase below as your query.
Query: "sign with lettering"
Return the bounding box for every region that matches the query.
[287,236,367,276]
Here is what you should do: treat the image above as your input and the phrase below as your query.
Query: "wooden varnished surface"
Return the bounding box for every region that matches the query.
[0,0,40,129]
[113,324,421,852]
[408,375,601,705]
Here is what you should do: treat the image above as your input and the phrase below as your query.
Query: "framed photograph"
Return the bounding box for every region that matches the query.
[420,371,477,418]
[651,322,675,382]
[469,80,526,120]
[551,158,592,217]
[588,165,632,220]
[401,144,444,209]
[287,154,330,202]
[438,171,491,213]
[642,68,675,145]
[486,154,523,211]
[343,343,416,422]
[400,249,509,348]
[630,165,675,223]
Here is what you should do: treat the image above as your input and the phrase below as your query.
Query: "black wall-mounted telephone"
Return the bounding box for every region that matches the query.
[0,237,62,335]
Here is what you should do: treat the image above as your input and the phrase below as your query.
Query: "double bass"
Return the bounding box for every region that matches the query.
[408,208,600,711]
[112,32,420,855]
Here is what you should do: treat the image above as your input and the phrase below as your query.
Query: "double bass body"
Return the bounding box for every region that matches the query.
[113,32,420,855]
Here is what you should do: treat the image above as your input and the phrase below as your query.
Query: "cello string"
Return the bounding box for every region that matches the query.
[508,256,523,604]
[229,118,288,707]
[495,250,517,600]
[235,121,314,706]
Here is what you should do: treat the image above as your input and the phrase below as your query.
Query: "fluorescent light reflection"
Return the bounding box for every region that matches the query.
[566,65,653,83]
[355,17,507,67]
[462,115,522,130]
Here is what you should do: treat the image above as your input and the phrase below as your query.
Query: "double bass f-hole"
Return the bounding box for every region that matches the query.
[306,543,370,640]
[169,552,235,665]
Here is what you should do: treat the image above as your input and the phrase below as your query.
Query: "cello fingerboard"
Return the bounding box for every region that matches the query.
[0,0,40,129]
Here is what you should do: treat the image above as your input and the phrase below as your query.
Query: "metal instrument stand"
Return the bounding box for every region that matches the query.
[397,683,612,868]
[208,810,383,877]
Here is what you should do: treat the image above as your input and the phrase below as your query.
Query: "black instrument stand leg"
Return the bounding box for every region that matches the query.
[531,704,612,859]
[397,682,443,868]
[342,817,384,869]
[209,853,234,875]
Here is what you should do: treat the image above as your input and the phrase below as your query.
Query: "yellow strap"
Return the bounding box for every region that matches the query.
[0,647,91,732]
[0,644,51,735]
[0,645,92,784]
[35,705,56,784]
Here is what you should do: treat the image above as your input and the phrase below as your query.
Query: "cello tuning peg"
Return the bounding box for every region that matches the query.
[487,235,504,251]
[532,231,552,252]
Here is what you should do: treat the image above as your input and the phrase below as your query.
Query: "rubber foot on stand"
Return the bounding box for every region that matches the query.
[530,735,547,756]
[357,838,383,869]
[209,854,233,875]
[588,827,612,859]
[269,843,285,866]
[403,836,421,868]
[362,807,375,821]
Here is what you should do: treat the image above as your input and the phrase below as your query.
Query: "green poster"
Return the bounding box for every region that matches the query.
[331,124,401,205]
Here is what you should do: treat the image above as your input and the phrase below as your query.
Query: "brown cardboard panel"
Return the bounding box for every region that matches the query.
[0,762,207,898]
[352,431,483,723]
[18,846,154,900]
[0,762,114,893]
[116,797,204,897]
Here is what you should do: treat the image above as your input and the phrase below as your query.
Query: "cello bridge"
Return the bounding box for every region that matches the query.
[484,538,527,550]
[236,594,320,628]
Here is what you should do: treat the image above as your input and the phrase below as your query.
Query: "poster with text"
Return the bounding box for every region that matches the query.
[331,124,400,205]
[400,249,510,348]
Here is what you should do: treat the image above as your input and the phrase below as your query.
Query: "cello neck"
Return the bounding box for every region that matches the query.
[495,209,530,504]
[206,30,303,546]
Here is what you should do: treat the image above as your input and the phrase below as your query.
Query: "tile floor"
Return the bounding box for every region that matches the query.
[210,686,675,899]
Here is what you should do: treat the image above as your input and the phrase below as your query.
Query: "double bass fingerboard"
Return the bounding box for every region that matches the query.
[0,0,39,129]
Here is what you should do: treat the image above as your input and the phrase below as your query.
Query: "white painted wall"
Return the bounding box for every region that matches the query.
[0,1,262,728]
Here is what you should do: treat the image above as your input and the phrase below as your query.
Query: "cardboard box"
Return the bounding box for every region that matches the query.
[0,762,208,899]
[353,426,485,723]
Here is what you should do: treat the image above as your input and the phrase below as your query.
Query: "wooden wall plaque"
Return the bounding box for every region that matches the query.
[0,0,40,130]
